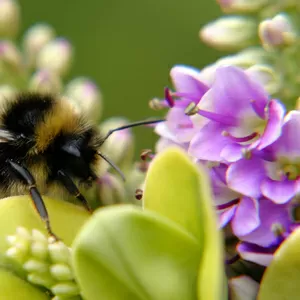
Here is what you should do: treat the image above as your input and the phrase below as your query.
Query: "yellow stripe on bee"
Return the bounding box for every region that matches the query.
[34,98,83,152]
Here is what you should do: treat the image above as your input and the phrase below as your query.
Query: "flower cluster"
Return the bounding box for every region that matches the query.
[152,64,300,266]
[6,227,80,300]
[199,0,300,108]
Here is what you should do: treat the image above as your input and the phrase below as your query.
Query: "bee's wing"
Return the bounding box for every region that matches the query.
[0,129,14,142]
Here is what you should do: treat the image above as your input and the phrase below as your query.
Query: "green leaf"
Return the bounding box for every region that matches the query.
[258,227,300,299]
[0,196,90,252]
[143,147,225,300]
[72,205,201,300]
[0,268,49,299]
[143,147,206,242]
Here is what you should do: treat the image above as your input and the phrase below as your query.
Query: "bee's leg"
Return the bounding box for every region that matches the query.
[8,160,59,240]
[57,170,92,212]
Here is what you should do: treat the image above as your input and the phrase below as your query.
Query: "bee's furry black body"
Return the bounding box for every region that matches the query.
[0,93,101,196]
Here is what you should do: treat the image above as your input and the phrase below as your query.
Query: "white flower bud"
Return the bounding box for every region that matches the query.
[217,0,269,13]
[0,40,23,74]
[99,117,134,171]
[31,229,47,242]
[259,14,296,49]
[31,241,48,261]
[29,69,62,94]
[23,23,55,68]
[246,64,282,95]
[98,173,127,205]
[65,77,102,122]
[50,263,74,281]
[0,84,17,102]
[37,38,73,76]
[0,0,20,38]
[200,16,257,51]
[48,241,71,264]
[51,282,80,297]
[27,272,55,288]
[23,259,49,273]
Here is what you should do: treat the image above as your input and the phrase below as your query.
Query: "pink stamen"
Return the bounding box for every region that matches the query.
[164,87,175,107]
[216,198,239,210]
[178,123,194,129]
[225,132,259,143]
[197,109,237,126]
[172,92,200,102]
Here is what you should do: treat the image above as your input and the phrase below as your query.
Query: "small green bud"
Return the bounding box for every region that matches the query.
[31,241,48,261]
[27,272,55,288]
[23,23,55,68]
[0,40,23,75]
[48,241,71,264]
[36,38,73,77]
[0,0,20,38]
[200,16,257,51]
[217,0,269,13]
[29,70,62,94]
[23,259,48,273]
[229,276,259,299]
[50,263,74,281]
[6,246,26,263]
[246,64,282,94]
[217,47,270,68]
[64,77,102,123]
[51,282,80,297]
[32,229,47,243]
[259,14,296,50]
[99,117,134,171]
[98,173,127,205]
[0,84,17,102]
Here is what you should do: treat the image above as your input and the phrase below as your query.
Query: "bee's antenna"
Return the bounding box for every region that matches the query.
[102,118,165,142]
[97,151,126,181]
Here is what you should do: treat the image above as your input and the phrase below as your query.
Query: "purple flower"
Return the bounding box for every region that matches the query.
[153,63,298,266]
[188,66,285,162]
[227,110,300,204]
[155,65,208,143]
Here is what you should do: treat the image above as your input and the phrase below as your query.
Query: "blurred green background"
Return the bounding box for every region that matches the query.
[21,0,221,155]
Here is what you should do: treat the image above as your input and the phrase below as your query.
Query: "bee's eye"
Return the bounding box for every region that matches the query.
[62,142,81,158]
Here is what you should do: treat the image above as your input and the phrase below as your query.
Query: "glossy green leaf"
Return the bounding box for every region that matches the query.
[258,227,300,300]
[143,147,225,300]
[143,147,206,242]
[72,205,201,300]
[0,268,49,299]
[0,196,90,251]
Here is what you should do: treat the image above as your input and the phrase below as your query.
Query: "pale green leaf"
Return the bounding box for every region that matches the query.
[258,227,300,300]
[0,268,49,299]
[0,196,90,251]
[143,147,206,242]
[72,205,201,300]
[143,147,225,300]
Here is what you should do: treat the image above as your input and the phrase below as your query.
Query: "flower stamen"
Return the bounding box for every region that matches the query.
[197,109,237,126]
[164,87,175,107]
[222,131,259,143]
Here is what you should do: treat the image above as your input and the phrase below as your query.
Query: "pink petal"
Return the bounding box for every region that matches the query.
[170,65,208,99]
[221,143,244,162]
[189,122,229,161]
[258,99,285,150]
[232,197,260,236]
[237,242,274,266]
[166,107,196,143]
[219,205,237,228]
[212,66,268,118]
[227,158,265,198]
[261,178,296,204]
[270,111,300,160]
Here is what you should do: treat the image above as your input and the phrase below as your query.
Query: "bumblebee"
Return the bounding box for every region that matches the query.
[0,93,162,239]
